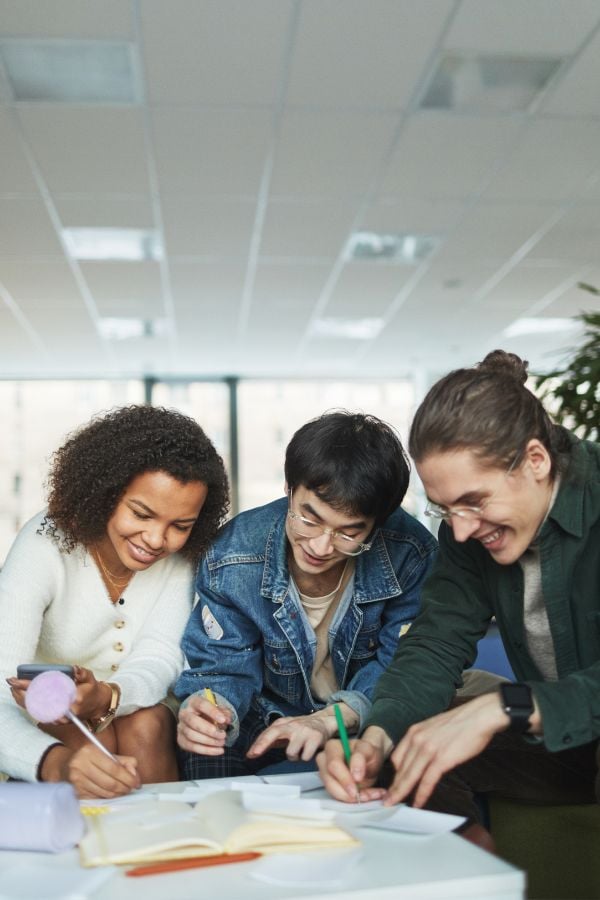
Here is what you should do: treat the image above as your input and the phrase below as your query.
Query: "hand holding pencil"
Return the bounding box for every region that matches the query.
[176,687,233,756]
[316,716,389,805]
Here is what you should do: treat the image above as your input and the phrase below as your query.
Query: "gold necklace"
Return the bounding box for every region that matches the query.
[93,548,133,595]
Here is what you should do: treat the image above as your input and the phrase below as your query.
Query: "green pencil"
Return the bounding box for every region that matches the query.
[333,703,360,803]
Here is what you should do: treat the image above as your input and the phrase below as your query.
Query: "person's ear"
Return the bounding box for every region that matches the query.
[284,480,289,497]
[523,439,552,481]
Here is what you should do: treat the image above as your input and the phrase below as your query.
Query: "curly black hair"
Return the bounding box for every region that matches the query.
[42,405,230,563]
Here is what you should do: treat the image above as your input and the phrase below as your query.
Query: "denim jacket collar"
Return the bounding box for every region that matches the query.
[260,504,402,604]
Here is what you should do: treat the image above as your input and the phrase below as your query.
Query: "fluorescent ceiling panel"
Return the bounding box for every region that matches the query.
[97,317,172,341]
[344,232,439,263]
[63,228,162,262]
[0,40,137,103]
[421,53,563,112]
[503,317,578,337]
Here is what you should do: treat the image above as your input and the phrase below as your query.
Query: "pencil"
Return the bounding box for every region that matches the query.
[204,687,217,706]
[125,851,262,877]
[333,702,360,804]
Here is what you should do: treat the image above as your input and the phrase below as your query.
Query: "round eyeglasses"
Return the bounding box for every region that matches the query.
[287,490,373,557]
[424,454,522,523]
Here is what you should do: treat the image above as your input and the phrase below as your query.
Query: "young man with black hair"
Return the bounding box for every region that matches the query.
[175,411,436,779]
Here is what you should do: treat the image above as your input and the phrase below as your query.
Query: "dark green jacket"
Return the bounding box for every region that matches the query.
[366,433,600,753]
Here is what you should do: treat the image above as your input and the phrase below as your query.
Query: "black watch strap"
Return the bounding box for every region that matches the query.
[500,682,533,734]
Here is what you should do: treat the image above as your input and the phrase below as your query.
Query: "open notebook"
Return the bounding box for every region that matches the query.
[79,790,358,867]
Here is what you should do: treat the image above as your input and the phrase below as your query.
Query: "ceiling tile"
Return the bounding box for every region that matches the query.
[260,200,356,257]
[170,261,245,308]
[362,197,465,233]
[434,202,563,261]
[484,119,600,202]
[141,0,291,104]
[542,28,600,116]
[287,0,453,108]
[161,196,255,256]
[270,110,397,198]
[18,107,150,193]
[326,262,415,317]
[0,0,132,37]
[482,262,582,308]
[379,113,523,200]
[0,108,38,192]
[0,196,62,255]
[151,107,271,195]
[0,260,80,302]
[252,262,329,305]
[80,261,163,307]
[53,193,154,228]
[525,204,600,261]
[445,0,600,54]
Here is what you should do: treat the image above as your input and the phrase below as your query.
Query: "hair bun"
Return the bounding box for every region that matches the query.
[477,349,529,385]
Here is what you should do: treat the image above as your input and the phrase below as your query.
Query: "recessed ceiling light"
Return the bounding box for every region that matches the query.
[503,317,578,338]
[421,53,563,113]
[344,232,439,264]
[97,317,172,341]
[63,228,163,262]
[0,39,137,103]
[310,317,385,340]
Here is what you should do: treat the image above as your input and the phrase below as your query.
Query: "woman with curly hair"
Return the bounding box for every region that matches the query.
[1,405,229,798]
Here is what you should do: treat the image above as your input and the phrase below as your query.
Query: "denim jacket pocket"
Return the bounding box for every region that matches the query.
[263,641,303,705]
[351,624,379,660]
[346,624,379,680]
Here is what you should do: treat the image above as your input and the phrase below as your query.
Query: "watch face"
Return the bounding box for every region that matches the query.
[503,683,531,707]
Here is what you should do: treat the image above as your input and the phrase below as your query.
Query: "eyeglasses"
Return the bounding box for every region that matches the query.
[424,454,521,523]
[287,489,373,556]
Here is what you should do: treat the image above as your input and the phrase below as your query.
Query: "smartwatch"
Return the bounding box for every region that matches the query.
[499,682,533,734]
[90,682,121,734]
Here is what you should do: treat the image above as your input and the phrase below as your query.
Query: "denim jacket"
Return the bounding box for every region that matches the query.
[175,497,436,740]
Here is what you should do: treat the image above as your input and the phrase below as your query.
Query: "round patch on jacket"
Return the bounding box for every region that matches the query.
[202,605,224,640]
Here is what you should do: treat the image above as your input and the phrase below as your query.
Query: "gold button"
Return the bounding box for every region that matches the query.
[111,664,119,671]
[113,642,124,652]
[114,620,125,629]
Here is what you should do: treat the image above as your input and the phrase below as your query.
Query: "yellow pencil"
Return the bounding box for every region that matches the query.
[204,687,217,706]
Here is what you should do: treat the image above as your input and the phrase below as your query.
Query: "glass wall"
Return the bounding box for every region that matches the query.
[0,381,143,563]
[237,380,416,512]
[0,377,416,564]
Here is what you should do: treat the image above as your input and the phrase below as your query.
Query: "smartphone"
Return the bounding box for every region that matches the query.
[16,663,75,681]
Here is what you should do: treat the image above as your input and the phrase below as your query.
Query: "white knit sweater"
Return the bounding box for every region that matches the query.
[0,512,195,781]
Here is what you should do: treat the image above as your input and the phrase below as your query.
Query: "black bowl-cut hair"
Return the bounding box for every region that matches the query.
[284,410,410,526]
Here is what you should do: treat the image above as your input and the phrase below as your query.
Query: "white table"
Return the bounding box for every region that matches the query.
[0,780,525,900]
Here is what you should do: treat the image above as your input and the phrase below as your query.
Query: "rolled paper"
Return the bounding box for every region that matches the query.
[0,782,84,852]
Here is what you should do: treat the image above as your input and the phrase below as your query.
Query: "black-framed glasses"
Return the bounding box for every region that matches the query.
[287,489,373,556]
[424,454,522,523]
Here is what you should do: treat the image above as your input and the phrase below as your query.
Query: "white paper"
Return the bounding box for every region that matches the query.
[320,798,384,813]
[236,781,301,798]
[242,794,335,821]
[261,771,323,792]
[364,805,466,835]
[251,849,362,888]
[0,862,115,900]
[192,775,263,789]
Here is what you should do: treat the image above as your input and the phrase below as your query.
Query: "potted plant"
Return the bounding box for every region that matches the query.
[535,309,600,441]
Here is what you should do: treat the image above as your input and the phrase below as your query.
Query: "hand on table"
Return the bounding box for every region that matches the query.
[177,693,233,756]
[246,714,333,762]
[384,693,510,808]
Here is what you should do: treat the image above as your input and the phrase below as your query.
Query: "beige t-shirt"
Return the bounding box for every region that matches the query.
[296,560,355,702]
